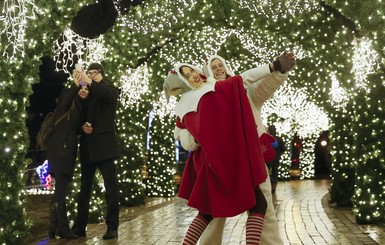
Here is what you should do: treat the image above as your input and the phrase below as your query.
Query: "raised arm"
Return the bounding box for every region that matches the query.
[241,52,295,86]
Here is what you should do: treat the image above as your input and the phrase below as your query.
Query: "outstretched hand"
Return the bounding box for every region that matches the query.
[285,52,295,60]
[274,52,296,73]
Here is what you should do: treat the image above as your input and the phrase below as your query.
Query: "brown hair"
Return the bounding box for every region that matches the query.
[179,65,190,78]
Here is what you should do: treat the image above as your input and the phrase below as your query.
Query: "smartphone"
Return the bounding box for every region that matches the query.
[75,63,82,72]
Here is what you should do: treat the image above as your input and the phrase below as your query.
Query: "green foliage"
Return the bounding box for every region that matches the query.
[328,91,357,206]
[115,102,148,206]
[0,1,93,243]
[146,115,176,197]
[67,164,105,224]
[353,158,385,224]
[351,75,385,224]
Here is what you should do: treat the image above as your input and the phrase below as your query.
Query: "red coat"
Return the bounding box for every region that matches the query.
[177,75,267,217]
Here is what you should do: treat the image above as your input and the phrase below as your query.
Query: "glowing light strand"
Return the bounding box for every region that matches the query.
[238,0,319,19]
[352,37,379,91]
[153,93,177,120]
[330,72,349,108]
[0,0,42,59]
[262,83,329,178]
[114,0,198,34]
[52,27,107,74]
[234,27,309,64]
[263,83,329,138]
[119,63,150,108]
[157,26,232,67]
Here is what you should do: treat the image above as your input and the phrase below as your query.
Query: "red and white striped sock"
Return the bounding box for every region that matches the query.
[183,214,210,245]
[246,213,264,245]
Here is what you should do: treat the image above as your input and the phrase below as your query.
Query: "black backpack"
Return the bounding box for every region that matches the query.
[36,102,75,150]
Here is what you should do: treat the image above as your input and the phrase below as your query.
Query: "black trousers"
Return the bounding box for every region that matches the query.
[74,159,119,231]
[52,173,71,204]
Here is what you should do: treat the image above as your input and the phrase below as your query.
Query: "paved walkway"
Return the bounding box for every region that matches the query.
[30,179,385,244]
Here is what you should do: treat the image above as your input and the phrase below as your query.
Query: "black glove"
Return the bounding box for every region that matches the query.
[273,52,296,73]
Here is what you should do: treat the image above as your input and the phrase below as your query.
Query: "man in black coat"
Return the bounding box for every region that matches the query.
[71,63,120,240]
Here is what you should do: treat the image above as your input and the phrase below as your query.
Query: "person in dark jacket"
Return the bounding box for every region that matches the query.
[71,63,120,240]
[267,125,286,193]
[47,82,89,239]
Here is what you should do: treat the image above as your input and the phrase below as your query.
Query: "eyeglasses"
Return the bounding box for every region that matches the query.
[87,71,100,76]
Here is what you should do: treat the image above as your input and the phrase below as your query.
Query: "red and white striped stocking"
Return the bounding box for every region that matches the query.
[183,214,210,245]
[246,213,265,245]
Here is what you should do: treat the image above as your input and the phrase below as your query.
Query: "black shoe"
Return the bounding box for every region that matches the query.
[54,203,79,239]
[56,228,79,240]
[48,201,57,239]
[71,227,86,237]
[103,230,118,240]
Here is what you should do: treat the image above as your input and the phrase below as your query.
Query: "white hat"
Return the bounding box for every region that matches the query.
[203,55,235,79]
[175,63,205,89]
[163,63,205,101]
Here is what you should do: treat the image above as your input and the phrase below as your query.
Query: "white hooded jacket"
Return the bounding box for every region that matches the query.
[176,56,288,151]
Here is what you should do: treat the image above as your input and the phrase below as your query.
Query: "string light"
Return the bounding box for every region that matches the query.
[263,84,329,138]
[351,37,379,91]
[0,0,42,59]
[238,0,320,19]
[261,83,329,178]
[330,72,349,108]
[1,2,385,240]
[114,0,198,34]
[52,27,107,74]
[119,63,150,108]
[153,93,177,120]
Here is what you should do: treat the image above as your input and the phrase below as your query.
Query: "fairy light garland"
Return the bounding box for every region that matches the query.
[52,27,107,74]
[330,72,349,108]
[262,83,329,178]
[114,0,198,33]
[0,0,42,59]
[153,93,177,120]
[351,37,380,91]
[120,63,150,108]
[238,0,320,18]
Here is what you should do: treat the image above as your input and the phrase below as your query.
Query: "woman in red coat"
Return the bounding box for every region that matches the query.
[164,63,269,244]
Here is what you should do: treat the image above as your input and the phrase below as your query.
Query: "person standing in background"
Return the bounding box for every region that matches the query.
[267,124,286,193]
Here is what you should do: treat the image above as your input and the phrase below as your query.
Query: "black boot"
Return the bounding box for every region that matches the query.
[54,202,79,239]
[71,225,86,237]
[48,201,57,238]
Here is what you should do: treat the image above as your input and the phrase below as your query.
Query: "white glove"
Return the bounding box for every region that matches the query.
[180,129,200,151]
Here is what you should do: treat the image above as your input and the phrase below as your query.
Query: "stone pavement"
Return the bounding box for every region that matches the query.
[30,179,385,244]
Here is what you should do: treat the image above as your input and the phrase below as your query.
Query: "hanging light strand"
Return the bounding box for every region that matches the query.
[119,63,150,108]
[52,27,107,74]
[0,0,42,60]
[352,37,380,91]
